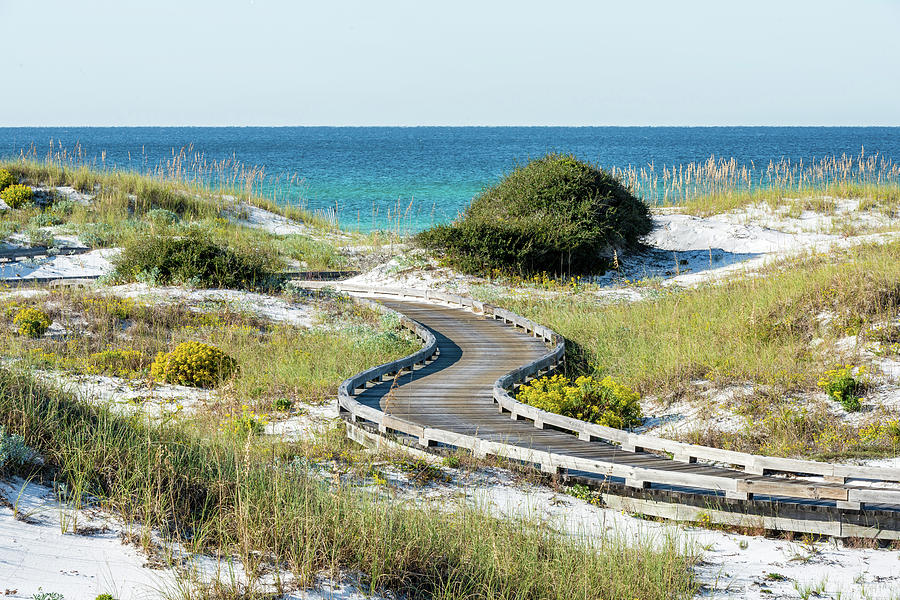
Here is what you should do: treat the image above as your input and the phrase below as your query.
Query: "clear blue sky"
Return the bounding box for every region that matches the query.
[2,0,898,126]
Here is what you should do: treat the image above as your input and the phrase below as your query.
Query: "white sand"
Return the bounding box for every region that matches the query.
[0,479,175,599]
[109,283,318,328]
[0,249,117,280]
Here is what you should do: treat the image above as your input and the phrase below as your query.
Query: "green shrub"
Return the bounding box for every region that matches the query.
[114,230,277,289]
[145,208,180,226]
[517,373,642,428]
[95,595,115,600]
[86,349,148,378]
[30,212,65,227]
[415,154,652,275]
[1,184,35,209]
[13,307,52,338]
[273,397,293,411]
[818,365,864,412]
[78,222,116,248]
[0,168,15,192]
[0,425,36,472]
[151,341,237,388]
[221,406,267,436]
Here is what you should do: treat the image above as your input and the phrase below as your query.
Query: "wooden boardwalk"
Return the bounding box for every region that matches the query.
[339,294,900,538]
[357,301,786,491]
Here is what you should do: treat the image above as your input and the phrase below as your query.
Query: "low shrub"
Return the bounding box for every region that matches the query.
[221,405,267,436]
[78,295,142,320]
[0,425,37,473]
[818,365,864,412]
[415,154,652,275]
[1,183,35,209]
[78,223,116,248]
[29,212,65,227]
[0,168,15,192]
[145,208,180,226]
[114,231,277,289]
[13,307,52,338]
[517,373,642,428]
[273,397,293,411]
[151,341,237,388]
[86,349,148,378]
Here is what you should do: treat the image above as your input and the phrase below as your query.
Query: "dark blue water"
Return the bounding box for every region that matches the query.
[1,127,898,231]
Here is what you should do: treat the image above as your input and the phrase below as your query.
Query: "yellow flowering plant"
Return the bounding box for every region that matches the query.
[221,405,267,436]
[517,373,642,429]
[818,364,864,412]
[13,307,52,338]
[0,168,15,191]
[151,341,237,388]
[1,184,34,209]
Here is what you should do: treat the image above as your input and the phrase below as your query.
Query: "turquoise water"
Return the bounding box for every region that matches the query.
[1,127,898,231]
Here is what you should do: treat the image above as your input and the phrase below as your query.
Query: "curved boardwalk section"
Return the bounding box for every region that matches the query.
[357,301,806,488]
[328,286,900,538]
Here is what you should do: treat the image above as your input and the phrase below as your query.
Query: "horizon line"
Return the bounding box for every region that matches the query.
[1,124,899,129]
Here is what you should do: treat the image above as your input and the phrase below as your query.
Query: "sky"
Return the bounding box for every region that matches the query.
[1,0,898,126]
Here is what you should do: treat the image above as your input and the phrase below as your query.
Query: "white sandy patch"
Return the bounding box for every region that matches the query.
[228,202,353,244]
[33,369,215,420]
[344,257,473,293]
[265,401,341,440]
[6,231,88,249]
[636,384,754,438]
[0,478,384,600]
[646,212,834,254]
[717,199,900,235]
[109,283,317,327]
[51,185,94,206]
[233,203,314,236]
[0,248,117,280]
[0,478,176,599]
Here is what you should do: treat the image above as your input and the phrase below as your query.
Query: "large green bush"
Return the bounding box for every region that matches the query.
[113,230,278,289]
[415,154,651,275]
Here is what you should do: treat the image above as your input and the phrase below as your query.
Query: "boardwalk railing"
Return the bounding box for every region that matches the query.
[326,283,900,511]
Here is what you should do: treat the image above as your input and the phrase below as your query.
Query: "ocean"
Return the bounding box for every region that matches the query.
[1,127,898,232]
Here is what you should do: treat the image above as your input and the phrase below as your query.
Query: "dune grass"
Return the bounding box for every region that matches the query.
[610,152,900,217]
[485,241,900,395]
[0,367,698,599]
[476,241,900,459]
[0,289,418,420]
[0,157,351,271]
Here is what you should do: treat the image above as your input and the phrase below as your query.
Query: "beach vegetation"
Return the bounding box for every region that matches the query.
[0,168,15,191]
[415,154,652,275]
[13,307,52,338]
[1,289,417,413]
[517,374,642,428]
[481,241,900,459]
[221,405,267,436]
[151,341,238,388]
[818,365,864,412]
[0,424,37,473]
[0,367,698,599]
[113,230,279,290]
[1,183,35,209]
